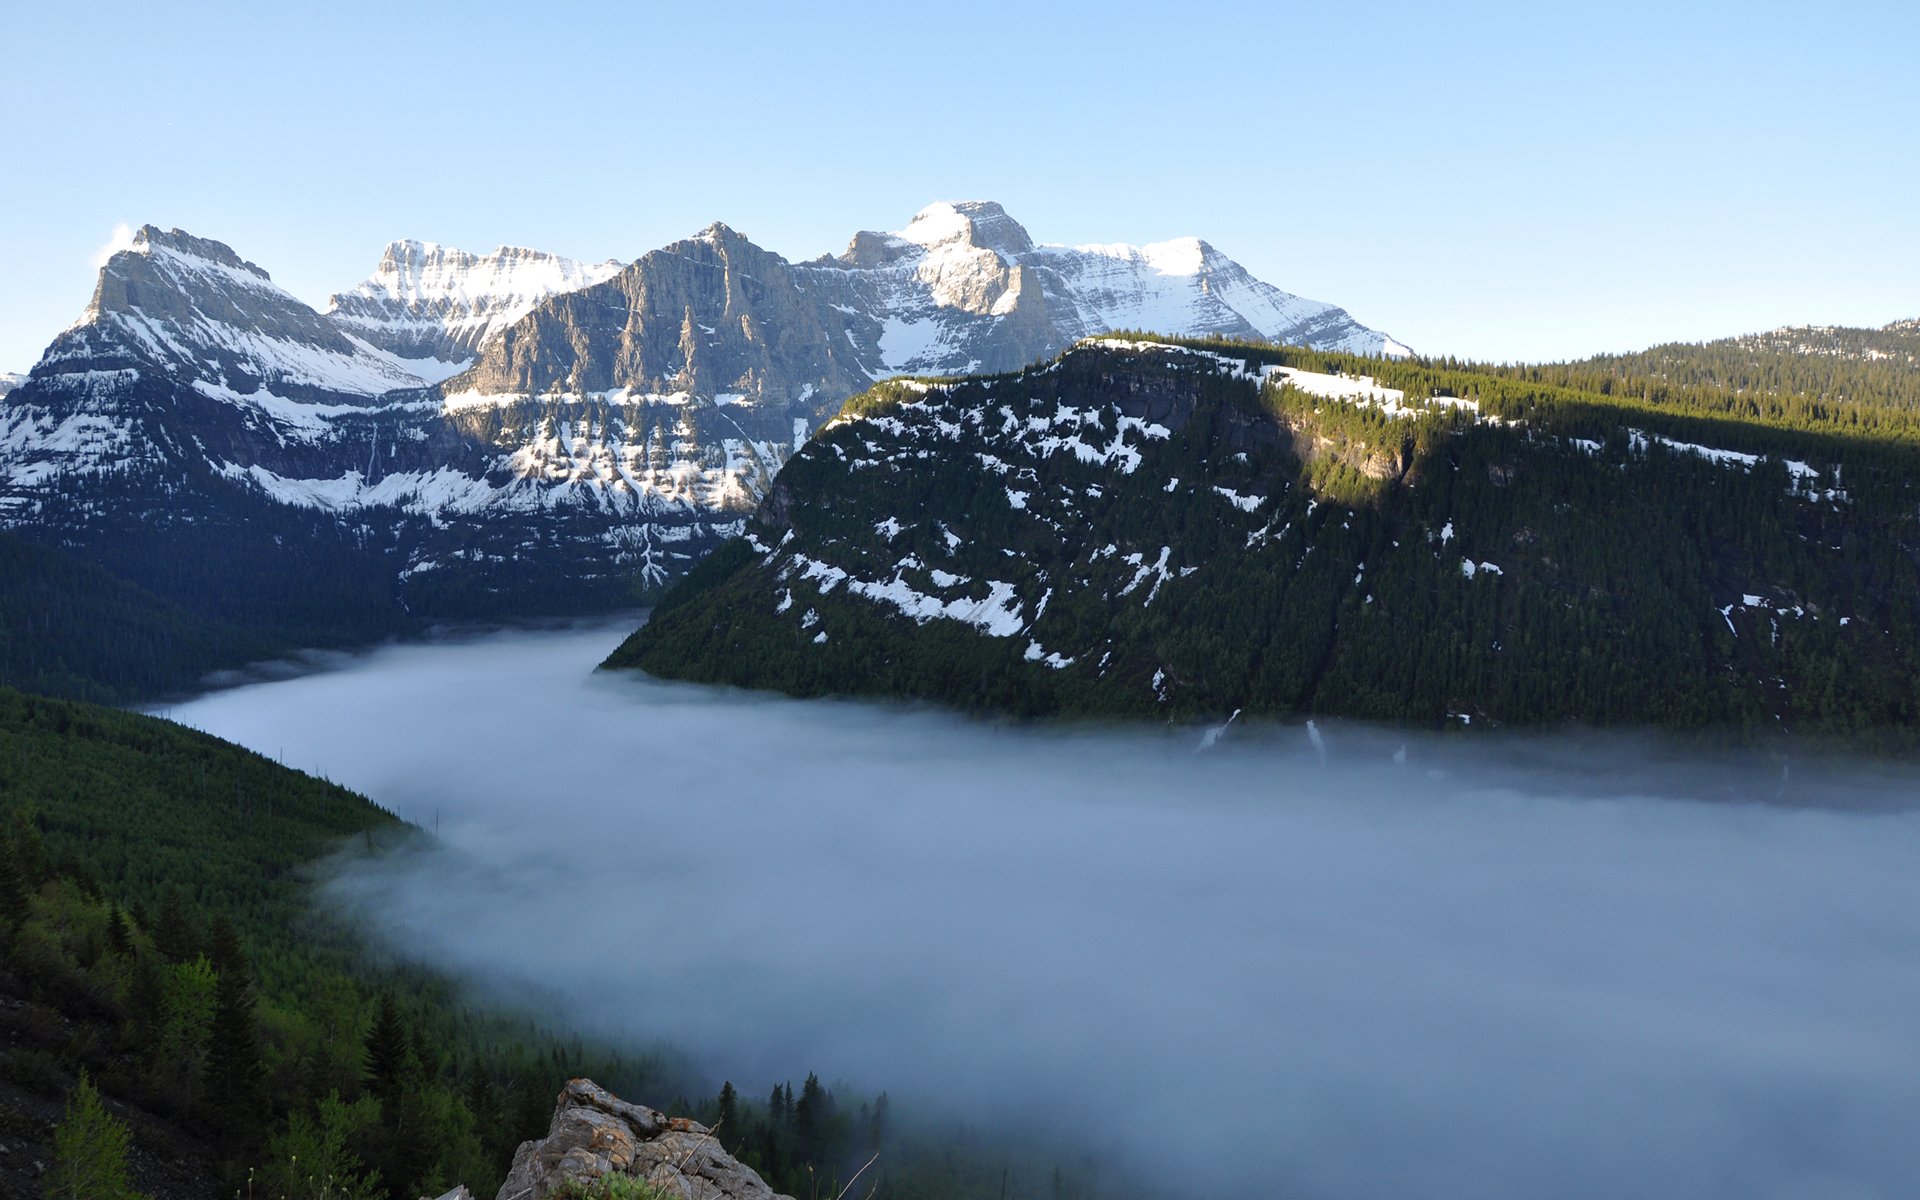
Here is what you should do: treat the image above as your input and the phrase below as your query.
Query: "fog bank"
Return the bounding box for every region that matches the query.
[169,622,1920,1200]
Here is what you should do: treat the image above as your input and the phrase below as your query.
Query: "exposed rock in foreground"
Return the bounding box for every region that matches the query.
[496,1079,790,1200]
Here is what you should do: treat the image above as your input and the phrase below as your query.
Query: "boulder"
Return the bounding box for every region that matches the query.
[496,1080,789,1200]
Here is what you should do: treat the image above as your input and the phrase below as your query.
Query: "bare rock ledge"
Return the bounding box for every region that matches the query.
[490,1079,791,1200]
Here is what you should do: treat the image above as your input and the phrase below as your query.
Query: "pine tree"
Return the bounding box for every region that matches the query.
[464,1065,498,1138]
[44,1072,143,1200]
[868,1092,889,1153]
[106,905,133,956]
[0,834,28,923]
[154,889,197,964]
[714,1082,738,1152]
[201,916,266,1156]
[7,810,48,887]
[363,995,410,1112]
[793,1073,826,1168]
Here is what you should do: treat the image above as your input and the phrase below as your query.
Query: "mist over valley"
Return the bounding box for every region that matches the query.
[166,621,1920,1200]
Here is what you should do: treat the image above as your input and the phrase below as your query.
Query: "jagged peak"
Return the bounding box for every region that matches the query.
[374,240,614,270]
[126,225,270,279]
[896,200,1035,257]
[692,220,745,245]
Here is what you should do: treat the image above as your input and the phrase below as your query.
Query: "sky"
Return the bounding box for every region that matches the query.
[2,0,1916,373]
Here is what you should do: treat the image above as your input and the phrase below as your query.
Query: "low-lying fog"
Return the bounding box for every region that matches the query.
[168,621,1920,1200]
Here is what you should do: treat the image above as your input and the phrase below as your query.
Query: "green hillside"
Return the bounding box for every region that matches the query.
[0,530,274,704]
[611,336,1920,743]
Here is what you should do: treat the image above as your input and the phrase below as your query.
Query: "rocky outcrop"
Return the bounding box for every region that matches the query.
[496,1080,789,1200]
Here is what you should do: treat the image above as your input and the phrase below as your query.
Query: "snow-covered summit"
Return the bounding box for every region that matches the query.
[897,200,1037,256]
[0,373,24,399]
[326,240,622,367]
[41,224,427,401]
[795,200,1410,376]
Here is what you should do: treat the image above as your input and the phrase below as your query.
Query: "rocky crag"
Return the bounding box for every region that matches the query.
[487,1079,789,1200]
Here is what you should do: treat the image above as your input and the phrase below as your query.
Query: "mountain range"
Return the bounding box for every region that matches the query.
[0,202,1405,642]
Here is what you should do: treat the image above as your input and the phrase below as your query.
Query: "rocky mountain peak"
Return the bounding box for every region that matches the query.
[328,238,623,364]
[128,225,269,277]
[42,222,424,400]
[898,200,1036,258]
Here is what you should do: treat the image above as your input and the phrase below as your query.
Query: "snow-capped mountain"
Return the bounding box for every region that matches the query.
[38,225,425,403]
[0,206,1411,639]
[439,203,1407,528]
[0,373,23,399]
[797,201,1411,376]
[0,226,749,631]
[326,241,622,371]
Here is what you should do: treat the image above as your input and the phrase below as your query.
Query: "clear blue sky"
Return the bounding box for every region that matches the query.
[3,0,1915,372]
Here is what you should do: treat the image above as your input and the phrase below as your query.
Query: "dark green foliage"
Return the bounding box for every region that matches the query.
[0,530,275,706]
[613,337,1920,744]
[43,1071,143,1200]
[201,916,267,1155]
[362,995,410,1110]
[714,1080,738,1153]
[152,890,197,965]
[0,691,662,1199]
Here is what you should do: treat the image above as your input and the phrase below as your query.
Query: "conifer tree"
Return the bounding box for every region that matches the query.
[868,1092,889,1153]
[107,905,133,956]
[363,994,410,1113]
[793,1073,826,1167]
[715,1081,738,1152]
[45,1072,143,1200]
[0,834,28,923]
[202,915,266,1155]
[7,810,48,887]
[154,889,197,964]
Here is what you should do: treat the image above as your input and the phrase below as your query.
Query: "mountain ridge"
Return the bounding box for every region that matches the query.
[609,335,1920,741]
[1,205,1410,649]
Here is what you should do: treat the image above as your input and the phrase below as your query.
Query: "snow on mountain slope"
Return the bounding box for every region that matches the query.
[38,225,427,403]
[0,373,23,399]
[0,209,1416,627]
[797,201,1410,376]
[327,241,623,367]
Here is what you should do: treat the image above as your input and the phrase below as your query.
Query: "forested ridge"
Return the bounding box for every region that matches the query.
[0,532,275,705]
[614,334,1920,744]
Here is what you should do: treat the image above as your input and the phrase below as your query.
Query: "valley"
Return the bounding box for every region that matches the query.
[157,619,1920,1200]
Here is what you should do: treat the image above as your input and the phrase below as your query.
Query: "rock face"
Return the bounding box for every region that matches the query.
[327,242,623,368]
[0,228,744,638]
[497,1080,789,1200]
[0,207,1407,642]
[457,200,1409,403]
[39,225,424,401]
